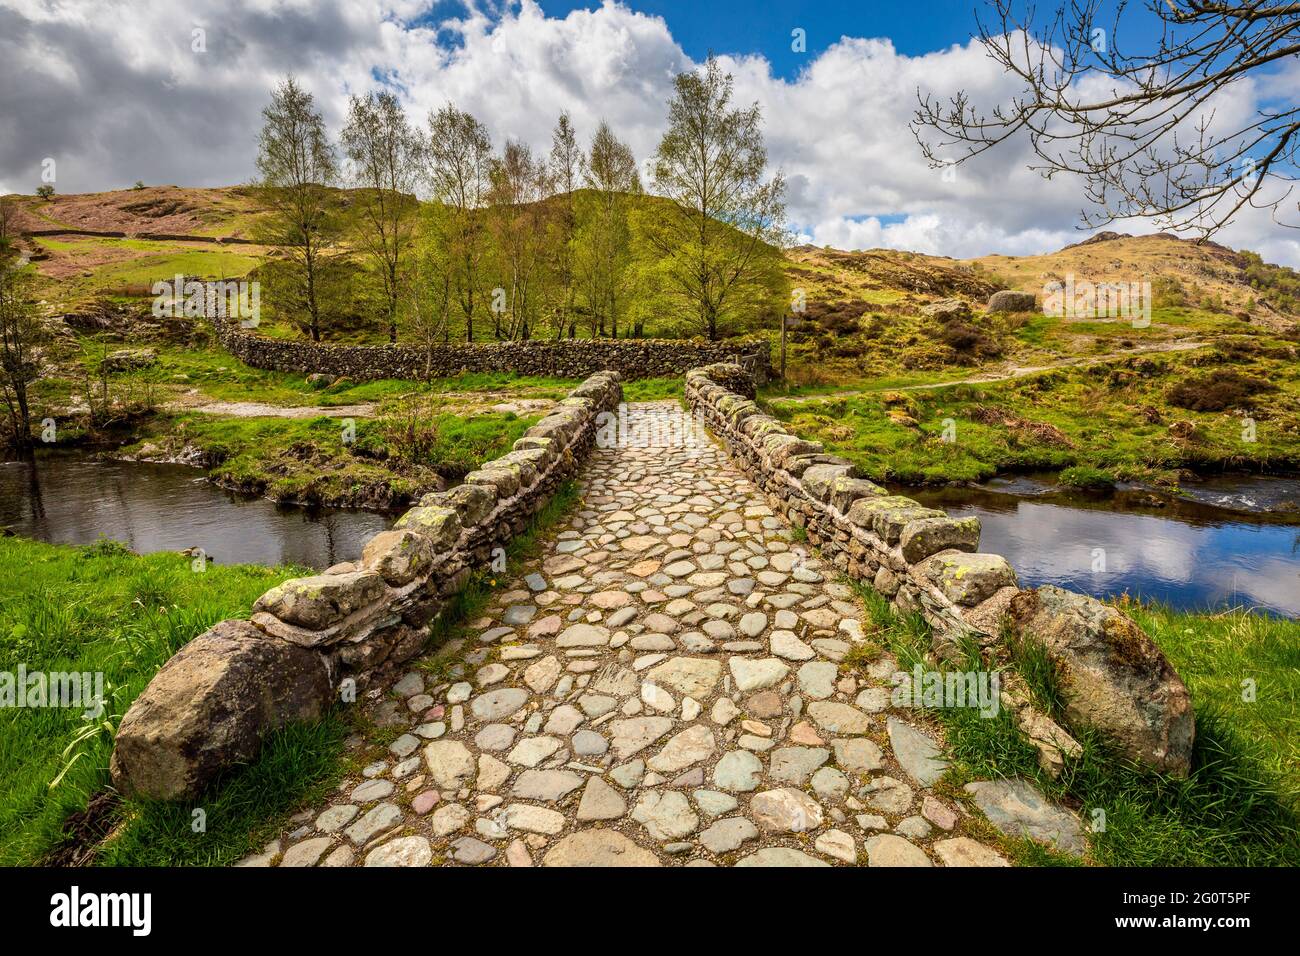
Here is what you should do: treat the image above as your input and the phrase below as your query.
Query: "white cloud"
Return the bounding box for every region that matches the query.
[1,0,1296,265]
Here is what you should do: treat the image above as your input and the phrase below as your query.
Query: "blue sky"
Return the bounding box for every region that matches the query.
[537,0,989,76]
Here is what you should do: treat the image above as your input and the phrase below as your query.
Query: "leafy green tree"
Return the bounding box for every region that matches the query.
[485,140,552,341]
[402,204,456,376]
[547,112,583,339]
[647,56,788,340]
[341,90,422,343]
[253,76,343,341]
[575,121,640,338]
[425,105,493,341]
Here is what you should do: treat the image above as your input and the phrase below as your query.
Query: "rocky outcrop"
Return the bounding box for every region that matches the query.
[921,299,972,321]
[110,621,332,801]
[110,370,624,801]
[686,362,1196,777]
[1008,586,1195,776]
[986,290,1037,313]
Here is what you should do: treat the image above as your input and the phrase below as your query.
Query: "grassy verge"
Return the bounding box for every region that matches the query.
[767,337,1299,485]
[0,536,307,866]
[850,581,1300,866]
[120,408,539,510]
[0,471,588,866]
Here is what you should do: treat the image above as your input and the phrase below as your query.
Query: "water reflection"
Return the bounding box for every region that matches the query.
[907,487,1300,617]
[1,456,393,570]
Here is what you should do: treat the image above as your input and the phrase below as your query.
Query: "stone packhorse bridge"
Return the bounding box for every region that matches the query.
[111,366,1193,867]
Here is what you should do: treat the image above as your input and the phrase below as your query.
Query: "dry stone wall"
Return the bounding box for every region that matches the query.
[214,318,771,382]
[110,371,624,801]
[685,363,1195,777]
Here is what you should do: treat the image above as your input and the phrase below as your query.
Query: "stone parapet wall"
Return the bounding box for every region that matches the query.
[214,319,771,382]
[110,371,624,801]
[685,363,1194,777]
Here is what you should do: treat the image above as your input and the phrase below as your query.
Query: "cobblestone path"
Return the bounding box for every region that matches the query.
[242,402,1012,868]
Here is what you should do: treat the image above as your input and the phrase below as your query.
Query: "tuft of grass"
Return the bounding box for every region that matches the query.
[1057,465,1116,490]
[621,377,685,401]
[95,716,350,867]
[849,577,1300,866]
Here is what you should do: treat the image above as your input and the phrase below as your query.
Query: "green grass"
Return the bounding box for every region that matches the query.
[621,377,684,401]
[127,407,538,508]
[0,536,307,866]
[766,339,1300,485]
[0,468,590,866]
[1057,465,1116,490]
[62,247,261,298]
[94,717,351,867]
[851,582,1300,866]
[1123,601,1299,799]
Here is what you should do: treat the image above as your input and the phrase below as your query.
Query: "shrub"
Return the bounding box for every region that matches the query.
[1166,371,1277,412]
[937,319,1001,364]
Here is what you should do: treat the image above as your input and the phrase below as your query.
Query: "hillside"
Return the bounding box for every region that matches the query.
[7,185,265,239]
[13,185,1300,322]
[967,231,1296,328]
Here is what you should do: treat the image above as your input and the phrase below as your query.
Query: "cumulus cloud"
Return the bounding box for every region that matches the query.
[1,0,1296,265]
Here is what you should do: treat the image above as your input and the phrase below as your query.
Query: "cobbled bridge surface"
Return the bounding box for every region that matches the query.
[243,402,1014,868]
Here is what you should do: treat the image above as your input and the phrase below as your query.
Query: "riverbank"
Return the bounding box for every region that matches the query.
[118,406,540,511]
[0,536,337,865]
[764,336,1300,488]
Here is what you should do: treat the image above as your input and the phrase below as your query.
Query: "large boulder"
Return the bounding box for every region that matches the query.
[987,290,1037,313]
[110,620,332,801]
[1008,585,1194,776]
[101,348,158,373]
[921,299,972,321]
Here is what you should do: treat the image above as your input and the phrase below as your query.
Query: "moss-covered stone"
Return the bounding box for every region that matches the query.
[362,528,437,586]
[463,464,522,498]
[253,569,386,629]
[1008,585,1194,776]
[916,550,1018,607]
[846,495,943,544]
[421,482,496,528]
[393,504,463,550]
[899,515,980,563]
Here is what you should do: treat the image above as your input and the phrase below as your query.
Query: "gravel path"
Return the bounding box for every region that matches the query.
[241,402,1014,868]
